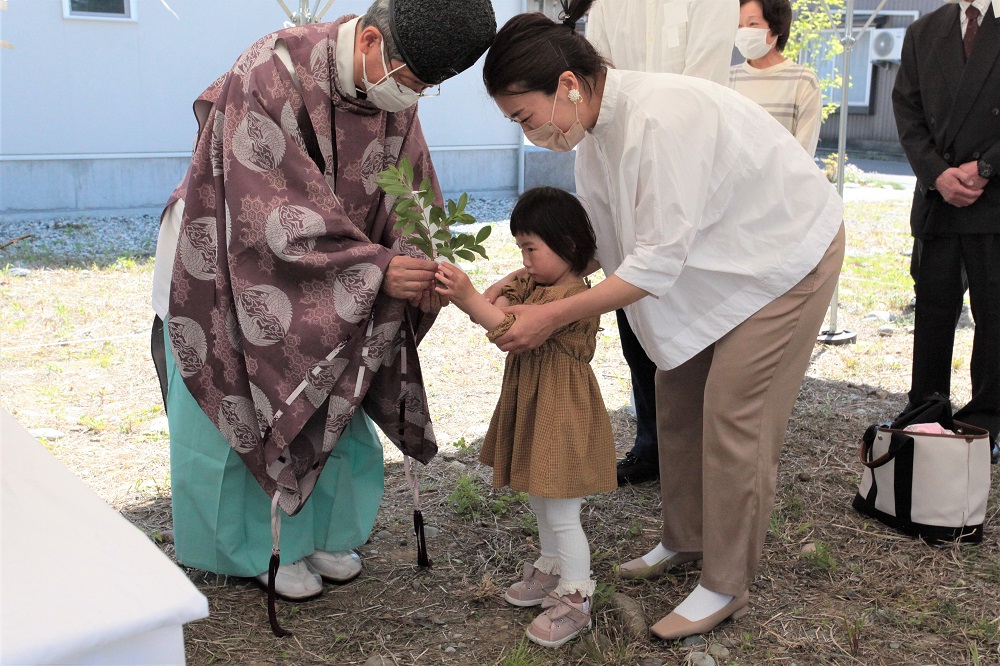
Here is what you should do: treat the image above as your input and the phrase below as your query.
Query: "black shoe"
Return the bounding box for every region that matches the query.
[616,452,659,485]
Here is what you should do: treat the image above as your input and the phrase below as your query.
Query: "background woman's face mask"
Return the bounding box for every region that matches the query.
[735,27,775,60]
[362,40,420,112]
[523,91,586,152]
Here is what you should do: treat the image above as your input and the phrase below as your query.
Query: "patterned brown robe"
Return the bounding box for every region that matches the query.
[166,15,438,516]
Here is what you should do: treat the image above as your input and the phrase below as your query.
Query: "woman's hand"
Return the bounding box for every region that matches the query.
[383,255,439,300]
[492,303,558,352]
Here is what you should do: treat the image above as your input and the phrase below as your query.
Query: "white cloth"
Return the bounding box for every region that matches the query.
[1,409,208,665]
[944,0,993,35]
[575,69,843,370]
[728,60,822,157]
[586,0,738,84]
[151,18,359,317]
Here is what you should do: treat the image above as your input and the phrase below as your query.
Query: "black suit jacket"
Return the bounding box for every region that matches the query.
[892,3,1000,237]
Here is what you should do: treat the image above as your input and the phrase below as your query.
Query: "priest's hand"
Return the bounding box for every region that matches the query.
[411,288,448,313]
[384,255,438,301]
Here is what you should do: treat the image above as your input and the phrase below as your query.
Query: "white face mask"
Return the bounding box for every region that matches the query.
[735,27,775,60]
[362,40,420,112]
[523,90,586,153]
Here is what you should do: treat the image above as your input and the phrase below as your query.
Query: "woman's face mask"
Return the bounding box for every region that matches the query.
[523,89,586,153]
[735,27,776,61]
[362,39,420,112]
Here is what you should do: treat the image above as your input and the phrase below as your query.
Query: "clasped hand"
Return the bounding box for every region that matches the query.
[935,163,987,208]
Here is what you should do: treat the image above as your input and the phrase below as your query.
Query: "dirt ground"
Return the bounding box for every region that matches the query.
[1,196,998,665]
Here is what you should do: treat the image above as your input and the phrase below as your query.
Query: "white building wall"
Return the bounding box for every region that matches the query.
[0,0,523,217]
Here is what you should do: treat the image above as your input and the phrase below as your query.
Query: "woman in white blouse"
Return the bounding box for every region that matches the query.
[481,0,844,639]
[729,0,823,156]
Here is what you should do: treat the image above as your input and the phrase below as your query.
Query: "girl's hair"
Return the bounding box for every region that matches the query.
[740,0,793,52]
[483,0,608,98]
[509,187,596,275]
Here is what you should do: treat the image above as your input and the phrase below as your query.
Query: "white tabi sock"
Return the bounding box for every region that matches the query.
[673,584,734,621]
[641,542,678,566]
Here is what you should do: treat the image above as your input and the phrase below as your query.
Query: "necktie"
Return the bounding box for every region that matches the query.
[964,5,981,60]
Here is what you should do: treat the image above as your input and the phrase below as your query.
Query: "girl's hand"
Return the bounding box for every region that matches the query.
[492,303,557,352]
[434,261,477,305]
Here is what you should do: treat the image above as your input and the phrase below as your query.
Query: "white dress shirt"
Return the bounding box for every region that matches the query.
[945,0,993,36]
[586,0,739,84]
[575,69,843,370]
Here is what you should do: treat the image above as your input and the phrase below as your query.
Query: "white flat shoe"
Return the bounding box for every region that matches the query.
[255,559,323,601]
[305,550,363,583]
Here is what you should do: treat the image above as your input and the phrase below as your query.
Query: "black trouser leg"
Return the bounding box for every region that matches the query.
[616,309,658,462]
[952,234,1000,441]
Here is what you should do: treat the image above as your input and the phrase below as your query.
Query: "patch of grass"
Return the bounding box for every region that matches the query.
[134,473,171,495]
[448,476,528,522]
[79,414,109,433]
[494,639,548,666]
[453,436,476,457]
[800,540,838,572]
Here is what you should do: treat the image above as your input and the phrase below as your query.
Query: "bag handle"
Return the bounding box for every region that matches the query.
[859,425,913,468]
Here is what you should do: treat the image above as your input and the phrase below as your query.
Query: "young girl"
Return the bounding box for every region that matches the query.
[435,186,616,648]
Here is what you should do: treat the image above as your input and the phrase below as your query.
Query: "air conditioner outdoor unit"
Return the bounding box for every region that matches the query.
[869,28,906,62]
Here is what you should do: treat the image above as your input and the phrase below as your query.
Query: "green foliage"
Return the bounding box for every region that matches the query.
[801,540,838,572]
[787,0,846,121]
[452,436,476,457]
[494,639,548,666]
[447,475,528,521]
[375,156,491,262]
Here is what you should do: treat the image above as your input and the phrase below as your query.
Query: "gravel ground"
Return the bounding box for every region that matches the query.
[0,197,517,268]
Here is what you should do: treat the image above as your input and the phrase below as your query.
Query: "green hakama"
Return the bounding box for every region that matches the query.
[164,328,384,577]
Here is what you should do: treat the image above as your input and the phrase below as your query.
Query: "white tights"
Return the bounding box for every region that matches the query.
[528,495,595,598]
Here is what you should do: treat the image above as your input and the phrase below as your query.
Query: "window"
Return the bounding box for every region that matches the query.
[64,0,136,20]
[800,28,876,113]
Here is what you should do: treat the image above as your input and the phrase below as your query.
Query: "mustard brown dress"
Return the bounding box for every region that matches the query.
[480,276,617,499]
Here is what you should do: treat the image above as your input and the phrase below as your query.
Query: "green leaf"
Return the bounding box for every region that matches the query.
[476,226,492,243]
[455,249,476,262]
[380,183,412,198]
[418,176,431,194]
[399,156,414,185]
[458,192,468,212]
[394,198,414,213]
[433,229,452,242]
[447,200,457,218]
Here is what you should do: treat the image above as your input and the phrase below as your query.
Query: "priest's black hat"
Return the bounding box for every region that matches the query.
[388,0,496,86]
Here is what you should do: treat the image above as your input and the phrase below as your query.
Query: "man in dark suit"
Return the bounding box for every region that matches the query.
[892,0,1000,463]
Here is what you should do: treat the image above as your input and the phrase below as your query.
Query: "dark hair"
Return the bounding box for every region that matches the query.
[483,0,608,98]
[509,187,596,275]
[740,0,793,52]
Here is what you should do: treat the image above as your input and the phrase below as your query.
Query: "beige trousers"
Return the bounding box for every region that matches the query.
[656,224,845,597]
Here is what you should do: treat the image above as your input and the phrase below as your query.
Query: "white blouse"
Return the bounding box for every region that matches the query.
[576,69,843,370]
[586,0,739,84]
